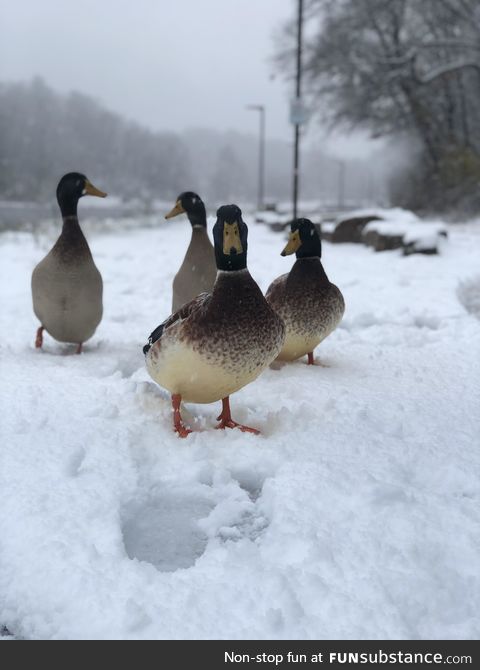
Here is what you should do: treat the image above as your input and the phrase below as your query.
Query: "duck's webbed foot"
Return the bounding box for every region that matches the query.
[35,326,44,349]
[216,397,260,435]
[172,394,192,438]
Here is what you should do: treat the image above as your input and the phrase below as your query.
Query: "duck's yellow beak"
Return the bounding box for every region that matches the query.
[84,180,107,198]
[223,222,243,255]
[165,200,185,219]
[281,230,301,256]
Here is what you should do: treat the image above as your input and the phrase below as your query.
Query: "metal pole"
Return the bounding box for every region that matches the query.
[247,104,266,212]
[259,106,265,211]
[293,0,304,220]
[338,160,345,210]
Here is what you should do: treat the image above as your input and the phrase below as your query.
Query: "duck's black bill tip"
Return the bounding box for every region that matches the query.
[143,343,151,356]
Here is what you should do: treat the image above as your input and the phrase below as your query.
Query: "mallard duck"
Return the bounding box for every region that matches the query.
[165,191,216,311]
[31,172,107,353]
[143,204,285,437]
[266,218,345,364]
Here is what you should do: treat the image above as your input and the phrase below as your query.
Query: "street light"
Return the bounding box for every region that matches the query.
[246,104,266,212]
[292,0,304,221]
[337,159,346,210]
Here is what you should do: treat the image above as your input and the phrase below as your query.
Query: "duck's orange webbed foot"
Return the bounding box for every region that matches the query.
[35,326,44,349]
[172,394,192,438]
[215,397,260,435]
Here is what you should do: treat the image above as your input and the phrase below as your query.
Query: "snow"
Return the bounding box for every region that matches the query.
[338,207,421,225]
[364,220,446,238]
[457,274,480,321]
[364,218,447,246]
[1,213,480,640]
[255,210,292,225]
[320,221,336,234]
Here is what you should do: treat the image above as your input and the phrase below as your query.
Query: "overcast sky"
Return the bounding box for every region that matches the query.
[0,1,298,134]
[0,0,381,158]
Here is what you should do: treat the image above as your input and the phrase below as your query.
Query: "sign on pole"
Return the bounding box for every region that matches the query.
[289,97,309,126]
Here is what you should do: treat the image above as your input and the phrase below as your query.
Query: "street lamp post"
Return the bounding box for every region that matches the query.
[337,160,346,210]
[292,0,304,221]
[246,104,265,212]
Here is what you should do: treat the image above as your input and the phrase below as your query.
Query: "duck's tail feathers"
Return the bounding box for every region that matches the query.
[142,323,165,355]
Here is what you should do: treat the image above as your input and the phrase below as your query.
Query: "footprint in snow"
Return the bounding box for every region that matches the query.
[122,488,214,572]
[121,473,271,571]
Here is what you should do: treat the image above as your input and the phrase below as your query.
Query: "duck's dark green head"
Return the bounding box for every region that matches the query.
[56,172,107,218]
[165,191,206,227]
[281,218,322,259]
[213,204,248,271]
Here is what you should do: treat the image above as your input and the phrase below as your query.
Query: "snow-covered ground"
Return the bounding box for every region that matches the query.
[1,212,479,640]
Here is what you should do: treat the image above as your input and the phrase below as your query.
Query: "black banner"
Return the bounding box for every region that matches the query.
[1,639,478,667]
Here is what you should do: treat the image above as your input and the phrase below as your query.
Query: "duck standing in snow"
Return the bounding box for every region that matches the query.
[31,172,107,353]
[165,191,216,311]
[143,205,285,437]
[266,218,345,364]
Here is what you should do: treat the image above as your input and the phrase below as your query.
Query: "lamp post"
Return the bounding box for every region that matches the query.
[337,160,346,210]
[292,0,304,221]
[246,104,265,212]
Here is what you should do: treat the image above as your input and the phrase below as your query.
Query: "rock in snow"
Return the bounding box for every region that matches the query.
[0,214,479,640]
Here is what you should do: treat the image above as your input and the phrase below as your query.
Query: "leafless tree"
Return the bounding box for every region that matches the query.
[276,0,480,213]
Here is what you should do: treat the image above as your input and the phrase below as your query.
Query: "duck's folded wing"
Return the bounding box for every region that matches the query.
[143,292,211,355]
[265,273,288,305]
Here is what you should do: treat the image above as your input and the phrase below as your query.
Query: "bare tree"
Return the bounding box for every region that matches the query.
[275,0,480,213]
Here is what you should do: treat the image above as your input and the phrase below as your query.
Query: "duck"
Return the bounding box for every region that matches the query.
[165,191,217,311]
[143,204,285,437]
[265,218,345,364]
[31,172,107,353]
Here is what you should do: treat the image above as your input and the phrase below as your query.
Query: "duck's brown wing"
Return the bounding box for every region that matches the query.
[265,273,288,308]
[143,292,211,355]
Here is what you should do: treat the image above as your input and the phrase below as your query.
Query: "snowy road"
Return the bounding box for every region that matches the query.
[1,214,479,639]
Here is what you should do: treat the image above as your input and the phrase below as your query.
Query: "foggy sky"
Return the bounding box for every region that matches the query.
[0,0,381,159]
[0,1,296,136]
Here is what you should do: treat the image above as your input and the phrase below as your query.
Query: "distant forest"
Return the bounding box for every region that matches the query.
[0,78,193,202]
[0,77,386,208]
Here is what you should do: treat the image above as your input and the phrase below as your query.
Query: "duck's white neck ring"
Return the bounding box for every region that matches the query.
[216,268,249,276]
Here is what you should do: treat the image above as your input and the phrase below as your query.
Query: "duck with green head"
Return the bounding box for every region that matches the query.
[31,172,107,353]
[165,191,216,312]
[144,204,285,437]
[266,218,345,364]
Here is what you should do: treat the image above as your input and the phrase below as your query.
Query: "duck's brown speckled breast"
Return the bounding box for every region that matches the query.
[266,258,345,356]
[181,270,285,376]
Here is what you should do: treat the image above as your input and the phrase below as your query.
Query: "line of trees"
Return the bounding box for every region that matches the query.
[276,0,480,214]
[0,76,390,210]
[0,77,192,202]
[0,78,288,206]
